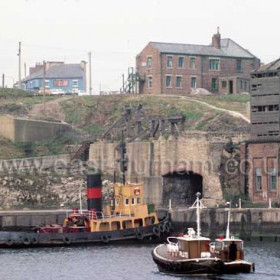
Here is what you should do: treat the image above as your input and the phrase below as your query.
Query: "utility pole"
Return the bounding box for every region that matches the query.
[2,74,4,88]
[88,51,92,95]
[43,61,46,111]
[122,73,125,93]
[24,62,27,90]
[18,42,22,90]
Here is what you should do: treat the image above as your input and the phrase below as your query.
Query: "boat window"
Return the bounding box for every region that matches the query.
[111,221,121,230]
[144,216,155,226]
[122,220,133,229]
[134,218,143,227]
[99,222,110,231]
[215,241,223,249]
[124,198,129,206]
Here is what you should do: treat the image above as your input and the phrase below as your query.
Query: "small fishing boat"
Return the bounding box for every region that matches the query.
[152,193,224,276]
[210,206,255,274]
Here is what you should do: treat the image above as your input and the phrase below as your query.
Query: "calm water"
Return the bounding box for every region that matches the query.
[0,242,280,280]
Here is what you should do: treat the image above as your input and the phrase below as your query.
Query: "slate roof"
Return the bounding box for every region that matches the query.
[256,58,280,72]
[25,63,84,81]
[149,38,256,59]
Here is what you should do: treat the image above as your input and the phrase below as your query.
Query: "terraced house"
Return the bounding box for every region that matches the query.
[136,29,260,95]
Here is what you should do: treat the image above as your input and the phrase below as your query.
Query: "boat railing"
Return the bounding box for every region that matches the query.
[66,209,134,220]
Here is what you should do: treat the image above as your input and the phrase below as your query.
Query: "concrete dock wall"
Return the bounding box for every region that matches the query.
[0,115,72,143]
[171,207,280,239]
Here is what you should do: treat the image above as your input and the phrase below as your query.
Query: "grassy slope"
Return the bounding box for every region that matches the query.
[0,88,59,115]
[61,94,250,139]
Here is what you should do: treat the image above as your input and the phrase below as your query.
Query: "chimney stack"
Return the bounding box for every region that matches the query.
[212,27,221,49]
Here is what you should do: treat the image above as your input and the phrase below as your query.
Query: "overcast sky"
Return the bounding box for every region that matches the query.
[1,0,280,91]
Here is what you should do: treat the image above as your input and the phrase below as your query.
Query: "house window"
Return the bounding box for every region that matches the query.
[148,76,152,88]
[269,168,277,190]
[191,77,197,88]
[147,56,152,68]
[167,56,173,68]
[244,81,248,90]
[190,57,196,69]
[72,79,78,88]
[178,57,184,68]
[124,198,129,206]
[239,80,243,90]
[209,59,220,70]
[222,81,227,88]
[237,59,242,73]
[255,168,262,190]
[137,198,141,204]
[44,80,49,88]
[131,198,135,205]
[176,76,182,88]
[211,78,218,91]
[166,75,172,87]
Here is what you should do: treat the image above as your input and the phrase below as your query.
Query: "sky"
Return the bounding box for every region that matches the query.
[0,0,280,92]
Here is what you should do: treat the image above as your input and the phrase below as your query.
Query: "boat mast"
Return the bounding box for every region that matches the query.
[190,192,205,238]
[79,185,83,214]
[226,202,231,239]
[117,130,128,185]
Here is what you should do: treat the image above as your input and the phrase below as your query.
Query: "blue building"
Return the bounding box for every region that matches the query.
[23,61,87,93]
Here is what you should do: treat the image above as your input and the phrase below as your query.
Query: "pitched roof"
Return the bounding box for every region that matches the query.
[149,38,256,59]
[256,58,280,72]
[25,63,84,81]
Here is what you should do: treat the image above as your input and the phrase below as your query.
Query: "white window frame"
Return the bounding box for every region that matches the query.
[178,56,185,68]
[72,79,78,88]
[44,79,50,89]
[167,55,173,68]
[131,198,136,205]
[175,75,182,88]
[165,75,172,88]
[147,56,152,68]
[190,56,196,70]
[209,58,220,71]
[124,198,129,206]
[191,76,197,88]
[147,76,152,88]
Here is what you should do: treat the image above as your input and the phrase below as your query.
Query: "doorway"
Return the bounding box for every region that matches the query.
[229,80,233,94]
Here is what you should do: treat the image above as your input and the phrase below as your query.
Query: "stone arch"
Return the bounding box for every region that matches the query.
[162,171,203,207]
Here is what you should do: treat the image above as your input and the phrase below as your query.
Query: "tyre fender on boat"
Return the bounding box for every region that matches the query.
[135,228,144,240]
[32,236,39,245]
[63,236,72,245]
[5,239,13,246]
[163,222,170,233]
[23,236,31,246]
[101,234,110,244]
[159,223,165,233]
[153,226,161,237]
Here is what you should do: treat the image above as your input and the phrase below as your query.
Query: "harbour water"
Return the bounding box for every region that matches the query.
[0,241,280,280]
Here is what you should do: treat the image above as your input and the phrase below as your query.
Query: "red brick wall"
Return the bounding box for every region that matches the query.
[136,43,260,95]
[246,142,279,203]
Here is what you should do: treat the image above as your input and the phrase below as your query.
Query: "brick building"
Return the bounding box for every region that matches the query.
[136,29,260,95]
[242,59,280,203]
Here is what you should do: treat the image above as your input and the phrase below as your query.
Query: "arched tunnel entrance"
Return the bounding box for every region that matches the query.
[162,171,203,207]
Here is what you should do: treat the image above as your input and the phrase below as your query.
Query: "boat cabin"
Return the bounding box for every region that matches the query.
[210,236,244,261]
[167,228,211,259]
[61,182,158,233]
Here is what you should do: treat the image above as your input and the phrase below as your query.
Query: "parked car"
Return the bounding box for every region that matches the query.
[50,89,65,95]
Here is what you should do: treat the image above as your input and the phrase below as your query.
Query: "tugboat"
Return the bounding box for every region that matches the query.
[152,193,224,276]
[210,206,255,274]
[0,135,169,247]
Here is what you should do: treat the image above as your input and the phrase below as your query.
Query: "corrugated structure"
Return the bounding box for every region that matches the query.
[250,58,280,139]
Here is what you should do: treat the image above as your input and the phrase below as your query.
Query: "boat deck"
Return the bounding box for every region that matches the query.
[154,244,187,261]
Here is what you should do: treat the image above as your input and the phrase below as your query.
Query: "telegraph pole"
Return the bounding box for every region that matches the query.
[24,62,27,90]
[18,42,22,90]
[43,61,46,111]
[88,51,92,95]
[2,74,4,88]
